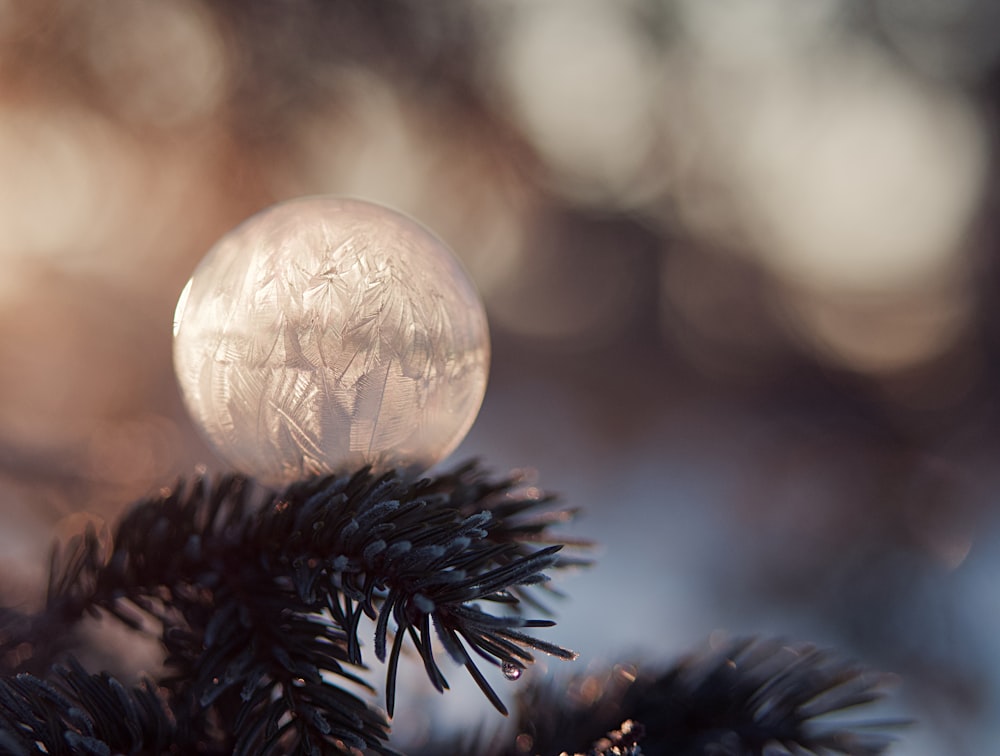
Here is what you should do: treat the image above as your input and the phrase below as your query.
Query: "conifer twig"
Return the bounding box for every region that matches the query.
[464,636,902,756]
[0,462,585,754]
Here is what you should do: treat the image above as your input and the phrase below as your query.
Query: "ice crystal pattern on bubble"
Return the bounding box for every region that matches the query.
[173,198,490,485]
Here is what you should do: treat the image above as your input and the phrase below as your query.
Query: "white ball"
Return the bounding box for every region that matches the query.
[172,197,490,485]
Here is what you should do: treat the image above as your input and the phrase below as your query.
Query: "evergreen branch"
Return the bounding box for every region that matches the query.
[0,523,112,676]
[0,659,175,755]
[636,637,901,755]
[426,637,901,756]
[0,462,584,753]
[248,465,584,717]
[581,720,644,756]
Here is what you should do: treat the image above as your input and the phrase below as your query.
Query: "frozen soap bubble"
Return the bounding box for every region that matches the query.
[173,197,490,486]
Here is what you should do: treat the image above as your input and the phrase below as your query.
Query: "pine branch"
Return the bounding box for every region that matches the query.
[0,462,585,754]
[0,659,175,756]
[429,637,901,756]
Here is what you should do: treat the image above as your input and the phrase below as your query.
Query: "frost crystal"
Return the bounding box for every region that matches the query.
[173,197,489,485]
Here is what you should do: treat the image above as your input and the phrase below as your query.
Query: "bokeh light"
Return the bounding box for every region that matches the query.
[489,0,663,206]
[1,2,999,752]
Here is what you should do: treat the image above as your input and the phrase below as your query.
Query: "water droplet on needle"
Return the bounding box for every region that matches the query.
[502,662,522,681]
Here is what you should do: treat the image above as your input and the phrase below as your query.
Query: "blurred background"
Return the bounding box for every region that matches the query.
[1,0,999,752]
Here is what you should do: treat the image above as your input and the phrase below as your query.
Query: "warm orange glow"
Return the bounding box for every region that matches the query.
[491,0,662,206]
